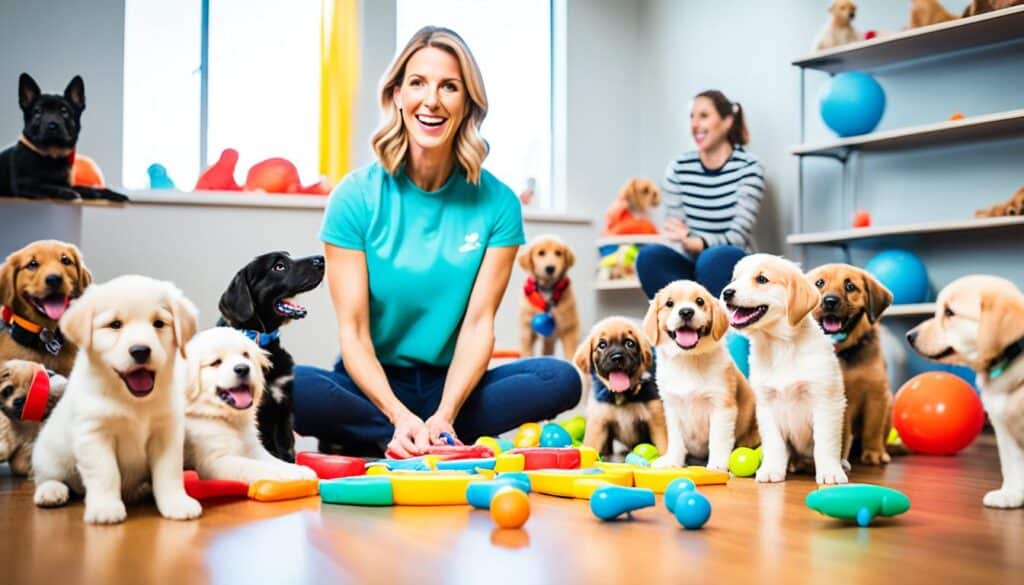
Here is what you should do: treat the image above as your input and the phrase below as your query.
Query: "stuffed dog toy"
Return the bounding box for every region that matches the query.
[603,178,661,236]
[815,0,861,51]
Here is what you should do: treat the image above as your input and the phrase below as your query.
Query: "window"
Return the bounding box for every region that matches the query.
[396,0,554,208]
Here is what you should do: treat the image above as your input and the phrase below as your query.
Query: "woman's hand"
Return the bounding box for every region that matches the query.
[388,411,430,458]
[682,236,706,255]
[663,217,690,243]
[424,413,462,446]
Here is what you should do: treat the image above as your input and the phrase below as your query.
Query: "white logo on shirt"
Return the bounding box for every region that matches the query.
[459,232,481,253]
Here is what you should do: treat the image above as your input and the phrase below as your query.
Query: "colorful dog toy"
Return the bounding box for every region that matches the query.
[490,487,531,528]
[296,452,365,479]
[663,478,697,512]
[674,491,712,529]
[590,485,656,520]
[248,478,320,502]
[805,483,911,526]
[182,470,249,501]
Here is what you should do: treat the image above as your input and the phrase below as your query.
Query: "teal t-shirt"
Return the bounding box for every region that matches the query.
[320,162,525,367]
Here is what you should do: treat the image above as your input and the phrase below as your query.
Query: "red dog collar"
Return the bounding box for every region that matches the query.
[21,366,51,421]
[523,277,570,312]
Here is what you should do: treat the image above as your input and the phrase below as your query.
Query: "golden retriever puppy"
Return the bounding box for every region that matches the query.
[604,177,661,236]
[964,0,1024,17]
[975,187,1024,218]
[907,275,1024,508]
[32,276,202,524]
[573,317,667,456]
[0,239,92,375]
[185,327,316,483]
[0,360,66,474]
[815,0,861,51]
[722,254,848,484]
[643,281,758,470]
[519,235,579,358]
[910,0,958,28]
[807,264,894,465]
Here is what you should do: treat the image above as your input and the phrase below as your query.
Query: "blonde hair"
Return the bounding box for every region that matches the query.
[372,26,489,184]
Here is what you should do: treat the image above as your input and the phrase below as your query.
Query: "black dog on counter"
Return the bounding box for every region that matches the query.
[218,251,325,462]
[0,73,127,202]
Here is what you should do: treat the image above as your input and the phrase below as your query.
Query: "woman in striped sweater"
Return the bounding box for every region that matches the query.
[636,90,765,299]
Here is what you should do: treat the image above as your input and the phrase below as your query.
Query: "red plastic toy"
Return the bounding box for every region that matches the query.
[385,444,494,460]
[195,148,242,191]
[852,209,872,228]
[20,366,52,422]
[893,372,985,455]
[71,154,105,188]
[244,158,330,195]
[182,470,249,500]
[510,448,581,470]
[296,452,366,479]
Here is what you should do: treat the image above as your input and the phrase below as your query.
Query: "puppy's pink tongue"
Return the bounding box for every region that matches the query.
[608,371,631,392]
[823,316,843,333]
[42,297,69,320]
[125,370,155,394]
[229,388,253,409]
[675,329,699,348]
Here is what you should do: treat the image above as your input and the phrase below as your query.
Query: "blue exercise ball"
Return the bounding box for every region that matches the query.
[725,332,750,378]
[819,71,886,137]
[531,312,556,337]
[864,249,929,305]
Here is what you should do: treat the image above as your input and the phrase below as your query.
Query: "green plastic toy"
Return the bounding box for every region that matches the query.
[632,443,659,462]
[805,483,910,526]
[320,476,394,506]
[728,447,760,477]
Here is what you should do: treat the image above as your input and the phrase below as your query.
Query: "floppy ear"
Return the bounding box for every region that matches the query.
[562,244,575,270]
[638,331,653,371]
[0,253,17,308]
[977,290,1024,366]
[64,76,85,111]
[168,289,199,359]
[66,244,92,295]
[623,180,639,209]
[517,244,534,274]
[59,294,94,349]
[710,299,730,341]
[787,275,821,327]
[649,184,662,207]
[642,292,663,346]
[571,335,592,375]
[861,271,893,324]
[219,270,255,325]
[18,73,39,111]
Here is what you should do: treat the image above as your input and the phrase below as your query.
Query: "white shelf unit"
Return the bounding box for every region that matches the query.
[787,215,1024,245]
[594,278,643,291]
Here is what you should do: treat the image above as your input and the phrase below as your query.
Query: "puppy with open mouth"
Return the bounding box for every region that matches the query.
[643,280,758,470]
[573,317,667,456]
[184,328,316,483]
[722,254,848,485]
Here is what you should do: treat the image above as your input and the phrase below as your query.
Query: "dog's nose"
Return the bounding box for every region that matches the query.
[906,330,918,346]
[608,351,624,363]
[234,364,250,377]
[46,121,59,131]
[45,274,63,288]
[823,295,840,310]
[679,308,695,320]
[312,256,325,269]
[129,345,151,364]
[722,288,735,301]
[545,266,556,275]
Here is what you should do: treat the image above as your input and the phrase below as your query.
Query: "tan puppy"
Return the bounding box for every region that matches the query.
[573,317,667,456]
[643,281,758,471]
[603,177,662,236]
[32,275,201,524]
[907,276,1024,508]
[0,360,66,474]
[964,0,1024,17]
[0,239,92,375]
[184,328,316,483]
[975,187,1024,218]
[815,0,861,51]
[807,264,894,465]
[519,235,579,358]
[722,254,848,484]
[910,0,958,28]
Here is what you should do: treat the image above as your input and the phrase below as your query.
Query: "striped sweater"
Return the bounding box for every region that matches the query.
[663,148,765,252]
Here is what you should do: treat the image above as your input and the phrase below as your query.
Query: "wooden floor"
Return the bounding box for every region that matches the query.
[2,435,1022,585]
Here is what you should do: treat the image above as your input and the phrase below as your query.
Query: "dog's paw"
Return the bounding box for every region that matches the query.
[756,467,787,483]
[276,463,318,481]
[651,455,684,469]
[157,493,203,521]
[34,480,70,508]
[983,489,1024,509]
[83,498,127,524]
[860,449,891,465]
[816,465,849,485]
[706,458,730,472]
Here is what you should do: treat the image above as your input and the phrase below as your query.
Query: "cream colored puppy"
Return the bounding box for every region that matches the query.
[32,276,202,524]
[185,327,316,483]
[908,276,1024,509]
[721,255,848,485]
[643,281,759,471]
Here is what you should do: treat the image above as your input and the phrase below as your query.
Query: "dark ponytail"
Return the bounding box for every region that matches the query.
[695,89,749,146]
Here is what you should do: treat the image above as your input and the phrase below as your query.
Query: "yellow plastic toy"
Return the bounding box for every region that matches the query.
[514,423,541,448]
[571,478,615,500]
[526,469,633,497]
[578,446,600,468]
[389,473,485,505]
[494,453,526,472]
[475,436,503,455]
[632,467,729,492]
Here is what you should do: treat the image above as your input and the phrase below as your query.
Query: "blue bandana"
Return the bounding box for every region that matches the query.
[238,328,280,348]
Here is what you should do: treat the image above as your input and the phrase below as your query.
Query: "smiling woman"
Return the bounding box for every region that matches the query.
[292,27,581,458]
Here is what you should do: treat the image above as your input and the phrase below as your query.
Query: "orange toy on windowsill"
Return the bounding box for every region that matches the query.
[194,148,331,194]
[71,154,105,188]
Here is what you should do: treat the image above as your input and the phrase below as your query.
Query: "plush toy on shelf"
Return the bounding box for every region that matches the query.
[974,186,1024,218]
[194,148,330,194]
[604,177,661,236]
[814,0,860,51]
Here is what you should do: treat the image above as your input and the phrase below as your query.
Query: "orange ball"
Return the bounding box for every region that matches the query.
[72,154,105,187]
[893,372,984,455]
[490,487,530,529]
[948,112,965,121]
[852,209,872,228]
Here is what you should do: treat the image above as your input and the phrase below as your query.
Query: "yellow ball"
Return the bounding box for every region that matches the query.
[475,436,503,455]
[514,423,541,448]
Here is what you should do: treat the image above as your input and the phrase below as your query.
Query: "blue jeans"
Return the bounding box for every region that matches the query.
[293,357,582,452]
[635,244,747,299]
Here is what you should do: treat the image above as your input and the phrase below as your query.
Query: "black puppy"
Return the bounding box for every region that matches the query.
[218,251,325,462]
[0,73,127,202]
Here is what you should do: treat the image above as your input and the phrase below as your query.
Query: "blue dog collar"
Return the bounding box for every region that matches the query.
[238,328,280,347]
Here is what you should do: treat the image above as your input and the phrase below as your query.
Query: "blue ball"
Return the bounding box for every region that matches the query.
[531,312,556,337]
[725,332,750,378]
[674,492,712,529]
[819,71,886,137]
[864,249,930,305]
[539,423,573,448]
[664,478,697,513]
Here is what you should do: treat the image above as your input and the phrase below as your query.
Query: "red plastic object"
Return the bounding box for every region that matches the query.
[195,148,241,191]
[182,470,249,500]
[893,372,985,455]
[852,209,872,228]
[509,448,581,470]
[244,158,330,195]
[296,452,366,479]
[865,30,878,40]
[20,366,51,422]
[385,444,494,460]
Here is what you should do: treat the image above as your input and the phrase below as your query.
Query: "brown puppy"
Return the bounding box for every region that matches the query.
[907,276,1024,508]
[573,317,668,456]
[975,186,1024,218]
[0,240,92,375]
[815,0,861,51]
[0,359,66,474]
[604,177,661,236]
[807,264,894,465]
[909,0,958,28]
[964,0,1024,17]
[519,235,579,358]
